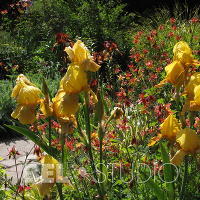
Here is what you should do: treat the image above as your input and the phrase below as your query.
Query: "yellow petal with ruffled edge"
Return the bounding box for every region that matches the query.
[183,72,200,97]
[64,46,75,62]
[53,90,79,118]
[173,41,193,66]
[11,105,36,124]
[165,61,185,86]
[60,64,88,94]
[194,85,200,105]
[170,149,187,166]
[16,74,34,85]
[182,99,200,113]
[65,40,90,64]
[148,134,162,146]
[11,81,24,99]
[73,40,91,64]
[160,114,181,141]
[155,61,185,87]
[176,128,200,153]
[17,83,41,105]
[81,59,101,72]
[11,79,41,105]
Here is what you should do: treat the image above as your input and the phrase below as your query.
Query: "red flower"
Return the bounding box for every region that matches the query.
[7,146,20,159]
[150,30,157,37]
[51,120,61,129]
[17,185,31,193]
[125,72,132,79]
[156,67,163,72]
[143,49,149,54]
[189,18,199,23]
[103,41,118,51]
[133,39,139,44]
[1,10,8,15]
[145,60,153,68]
[172,25,177,30]
[168,32,174,37]
[137,31,143,36]
[147,36,154,42]
[115,68,121,73]
[170,18,176,24]
[90,79,98,87]
[131,53,141,62]
[55,33,70,44]
[176,35,182,41]
[149,73,157,81]
[158,25,164,30]
[65,138,75,151]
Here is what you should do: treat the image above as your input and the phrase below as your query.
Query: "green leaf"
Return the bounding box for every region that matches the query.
[6,125,60,160]
[160,143,175,200]
[143,176,166,200]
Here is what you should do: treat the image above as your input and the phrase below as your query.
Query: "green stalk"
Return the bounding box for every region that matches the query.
[57,133,65,200]
[84,91,103,197]
[99,125,105,194]
[180,156,188,200]
[48,117,52,146]
[56,183,64,200]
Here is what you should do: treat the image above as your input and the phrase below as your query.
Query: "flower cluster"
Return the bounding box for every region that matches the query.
[148,41,200,165]
[11,40,101,135]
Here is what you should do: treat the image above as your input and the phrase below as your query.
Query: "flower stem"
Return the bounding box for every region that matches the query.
[180,156,188,200]
[84,91,103,198]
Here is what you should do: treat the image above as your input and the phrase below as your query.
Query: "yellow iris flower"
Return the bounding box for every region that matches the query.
[60,63,88,94]
[64,40,100,72]
[11,74,41,124]
[11,104,36,124]
[173,41,199,66]
[34,155,59,197]
[65,40,91,65]
[61,40,100,94]
[148,114,181,146]
[54,40,100,120]
[156,41,199,88]
[155,61,185,87]
[52,89,79,119]
[171,128,200,165]
[182,72,200,112]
